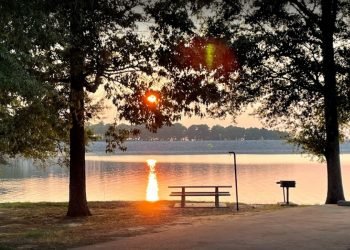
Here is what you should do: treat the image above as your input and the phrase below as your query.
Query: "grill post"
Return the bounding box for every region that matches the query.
[229,152,239,211]
[276,180,295,205]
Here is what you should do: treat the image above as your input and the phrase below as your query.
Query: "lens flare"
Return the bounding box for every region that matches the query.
[176,37,239,73]
[146,159,159,202]
[205,43,215,69]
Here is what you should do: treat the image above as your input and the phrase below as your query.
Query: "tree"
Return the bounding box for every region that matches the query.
[224,126,246,140]
[187,125,210,140]
[53,0,171,216]
[155,123,187,140]
[210,125,226,140]
[148,0,350,203]
[0,2,68,162]
[1,0,162,216]
[206,0,350,203]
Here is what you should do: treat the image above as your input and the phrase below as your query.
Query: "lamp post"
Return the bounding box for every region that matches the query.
[229,151,239,211]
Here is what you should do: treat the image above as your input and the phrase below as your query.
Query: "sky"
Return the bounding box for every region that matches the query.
[181,110,263,128]
[92,18,265,129]
[98,102,263,128]
[92,85,263,128]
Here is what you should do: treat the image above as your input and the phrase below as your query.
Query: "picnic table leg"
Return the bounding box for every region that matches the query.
[181,187,185,208]
[215,187,219,208]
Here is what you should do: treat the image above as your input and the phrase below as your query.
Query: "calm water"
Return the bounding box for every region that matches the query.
[89,140,350,154]
[1,141,350,204]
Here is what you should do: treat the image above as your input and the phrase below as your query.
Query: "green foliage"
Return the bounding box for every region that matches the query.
[105,122,140,152]
[1,99,67,159]
[3,0,348,162]
[0,0,174,161]
[0,38,67,161]
[0,47,40,99]
[145,0,242,121]
[0,0,72,161]
[147,0,348,202]
[187,0,350,158]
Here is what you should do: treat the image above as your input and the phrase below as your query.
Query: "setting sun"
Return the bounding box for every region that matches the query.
[146,94,157,104]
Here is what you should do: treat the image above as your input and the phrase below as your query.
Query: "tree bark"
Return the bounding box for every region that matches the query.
[66,1,91,217]
[321,0,345,204]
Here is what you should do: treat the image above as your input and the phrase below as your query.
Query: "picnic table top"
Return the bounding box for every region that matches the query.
[168,185,232,188]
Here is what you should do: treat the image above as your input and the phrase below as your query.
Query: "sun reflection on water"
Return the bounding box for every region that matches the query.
[146,159,159,202]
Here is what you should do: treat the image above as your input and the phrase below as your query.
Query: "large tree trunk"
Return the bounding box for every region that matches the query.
[66,2,91,217]
[321,0,345,204]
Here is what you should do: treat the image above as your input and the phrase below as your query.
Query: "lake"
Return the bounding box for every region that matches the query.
[1,140,350,205]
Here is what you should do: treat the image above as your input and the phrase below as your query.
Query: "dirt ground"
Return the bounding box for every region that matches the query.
[0,201,281,249]
[74,205,350,250]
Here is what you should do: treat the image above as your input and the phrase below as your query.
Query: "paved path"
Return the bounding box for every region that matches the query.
[78,206,350,250]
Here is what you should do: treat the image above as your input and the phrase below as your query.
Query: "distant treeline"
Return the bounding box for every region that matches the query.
[89,122,288,141]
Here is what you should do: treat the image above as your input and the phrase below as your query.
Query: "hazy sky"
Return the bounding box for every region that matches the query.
[93,85,263,128]
[180,107,262,128]
[98,103,262,128]
[89,17,265,129]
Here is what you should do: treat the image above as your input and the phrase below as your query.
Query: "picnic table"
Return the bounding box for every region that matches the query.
[169,185,232,208]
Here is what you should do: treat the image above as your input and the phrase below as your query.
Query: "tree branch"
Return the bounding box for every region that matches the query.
[289,0,321,25]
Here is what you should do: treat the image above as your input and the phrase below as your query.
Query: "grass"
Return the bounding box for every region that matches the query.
[0,201,284,249]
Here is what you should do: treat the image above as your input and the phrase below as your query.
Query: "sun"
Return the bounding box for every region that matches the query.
[146,94,157,104]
